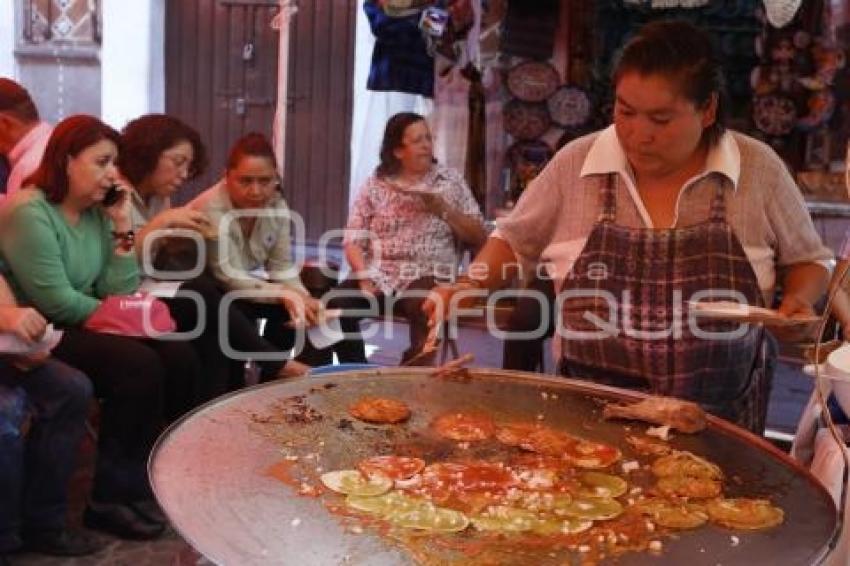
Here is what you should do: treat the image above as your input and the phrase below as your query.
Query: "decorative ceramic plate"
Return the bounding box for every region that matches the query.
[752,95,797,136]
[503,99,551,140]
[547,85,592,128]
[505,60,560,102]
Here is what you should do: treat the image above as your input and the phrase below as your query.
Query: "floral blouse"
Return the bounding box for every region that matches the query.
[345,165,483,293]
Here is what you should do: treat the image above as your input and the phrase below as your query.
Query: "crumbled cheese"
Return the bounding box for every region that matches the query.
[350,525,363,534]
[284,454,299,461]
[290,518,301,528]
[646,425,672,441]
[541,391,549,400]
[578,545,591,553]
[648,540,663,551]
[551,394,559,400]
[536,413,545,421]
[621,460,640,474]
[645,520,655,532]
[730,535,740,547]
[457,441,470,450]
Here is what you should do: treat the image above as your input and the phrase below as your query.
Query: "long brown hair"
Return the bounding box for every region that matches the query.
[25,114,120,203]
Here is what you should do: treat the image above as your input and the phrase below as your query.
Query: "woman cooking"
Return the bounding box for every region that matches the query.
[426,20,832,433]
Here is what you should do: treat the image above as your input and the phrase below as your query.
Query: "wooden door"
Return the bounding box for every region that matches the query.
[165,0,356,242]
[166,0,279,199]
[281,1,356,241]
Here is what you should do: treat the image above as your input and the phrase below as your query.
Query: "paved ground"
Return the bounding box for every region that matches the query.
[8,321,815,565]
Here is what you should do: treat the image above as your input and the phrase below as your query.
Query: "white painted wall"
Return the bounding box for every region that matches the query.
[0,0,16,78]
[101,0,165,128]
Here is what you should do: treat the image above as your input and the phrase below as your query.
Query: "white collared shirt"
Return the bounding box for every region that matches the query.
[495,125,832,300]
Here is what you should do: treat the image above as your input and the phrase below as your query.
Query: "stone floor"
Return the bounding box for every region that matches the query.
[8,321,815,565]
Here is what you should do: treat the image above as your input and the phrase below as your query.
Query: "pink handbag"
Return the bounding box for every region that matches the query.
[83,293,176,337]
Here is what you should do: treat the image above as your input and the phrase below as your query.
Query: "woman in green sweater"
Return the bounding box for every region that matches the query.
[1,115,201,540]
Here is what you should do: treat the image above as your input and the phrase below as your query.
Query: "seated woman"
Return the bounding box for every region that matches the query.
[118,114,307,396]
[336,112,486,364]
[0,274,101,558]
[1,114,201,540]
[191,133,355,366]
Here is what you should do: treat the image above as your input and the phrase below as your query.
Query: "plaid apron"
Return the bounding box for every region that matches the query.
[560,175,774,433]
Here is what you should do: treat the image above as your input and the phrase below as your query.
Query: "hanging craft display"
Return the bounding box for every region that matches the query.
[752,95,797,136]
[503,99,551,140]
[505,61,560,103]
[547,85,592,128]
[762,0,802,29]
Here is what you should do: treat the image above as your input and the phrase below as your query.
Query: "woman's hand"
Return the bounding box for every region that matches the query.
[419,192,449,219]
[101,185,133,232]
[358,278,378,296]
[770,293,820,343]
[281,291,324,326]
[0,305,47,344]
[422,281,483,332]
[160,207,214,236]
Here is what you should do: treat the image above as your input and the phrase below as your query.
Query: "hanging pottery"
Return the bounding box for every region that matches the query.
[752,95,797,136]
[505,61,560,103]
[547,85,592,128]
[503,99,551,140]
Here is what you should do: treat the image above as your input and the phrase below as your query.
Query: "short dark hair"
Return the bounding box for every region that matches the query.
[226,132,278,171]
[25,115,120,204]
[118,114,207,185]
[376,112,426,178]
[0,78,39,122]
[613,20,726,147]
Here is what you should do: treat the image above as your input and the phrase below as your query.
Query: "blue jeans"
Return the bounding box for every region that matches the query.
[0,358,92,552]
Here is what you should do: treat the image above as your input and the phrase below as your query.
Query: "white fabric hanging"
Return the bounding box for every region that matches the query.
[348,3,431,208]
[763,0,803,28]
[272,1,298,175]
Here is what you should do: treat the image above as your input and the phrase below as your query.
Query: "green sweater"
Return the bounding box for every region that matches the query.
[2,192,139,325]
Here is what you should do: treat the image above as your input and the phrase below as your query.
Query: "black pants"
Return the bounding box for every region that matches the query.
[0,359,91,552]
[164,274,285,397]
[328,277,437,364]
[231,299,341,370]
[502,275,555,371]
[51,328,201,503]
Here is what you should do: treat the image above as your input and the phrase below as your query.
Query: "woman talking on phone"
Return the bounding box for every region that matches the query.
[1,115,201,540]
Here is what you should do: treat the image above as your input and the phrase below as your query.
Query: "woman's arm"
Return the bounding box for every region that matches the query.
[344,241,378,295]
[422,236,520,324]
[4,204,102,325]
[134,206,213,256]
[420,192,487,246]
[95,190,140,297]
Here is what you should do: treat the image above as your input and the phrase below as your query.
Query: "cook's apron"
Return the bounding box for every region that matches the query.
[559,175,774,433]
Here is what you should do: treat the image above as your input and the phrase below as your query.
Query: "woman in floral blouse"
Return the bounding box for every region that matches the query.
[336,112,486,364]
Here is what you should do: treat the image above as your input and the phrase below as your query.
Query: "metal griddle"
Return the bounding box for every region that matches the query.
[149,368,837,565]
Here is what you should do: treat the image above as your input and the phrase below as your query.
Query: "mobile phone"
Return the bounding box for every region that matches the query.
[102,185,123,207]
